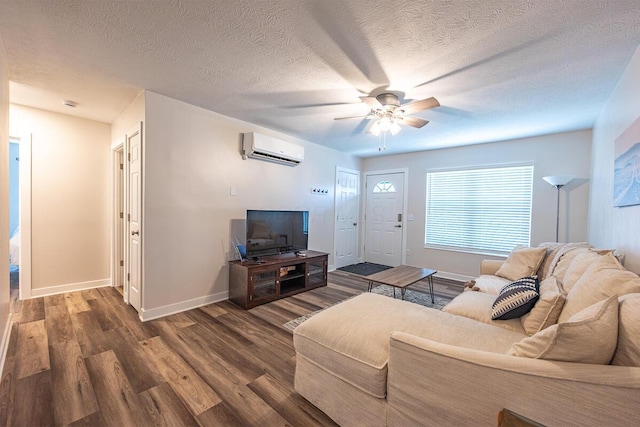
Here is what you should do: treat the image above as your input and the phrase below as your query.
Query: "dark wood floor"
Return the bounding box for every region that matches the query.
[0,271,463,426]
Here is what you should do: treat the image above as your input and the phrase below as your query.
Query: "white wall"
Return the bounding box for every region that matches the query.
[10,105,111,292]
[363,130,592,278]
[140,91,361,314]
[590,46,640,274]
[0,37,11,362]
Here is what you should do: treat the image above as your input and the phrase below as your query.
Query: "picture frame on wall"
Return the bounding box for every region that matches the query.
[614,115,640,207]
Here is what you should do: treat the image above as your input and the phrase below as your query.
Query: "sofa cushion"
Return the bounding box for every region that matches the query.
[293,293,526,398]
[507,295,619,364]
[492,276,539,320]
[560,249,614,293]
[611,293,640,367]
[558,253,640,323]
[520,276,566,336]
[495,246,547,281]
[442,291,526,334]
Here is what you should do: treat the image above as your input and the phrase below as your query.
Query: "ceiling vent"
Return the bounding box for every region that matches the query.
[242,132,304,166]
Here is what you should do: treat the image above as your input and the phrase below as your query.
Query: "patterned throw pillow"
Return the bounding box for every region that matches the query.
[492,276,540,320]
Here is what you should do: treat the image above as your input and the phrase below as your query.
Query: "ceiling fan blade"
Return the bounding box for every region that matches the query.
[401,97,440,114]
[334,115,373,120]
[360,96,383,110]
[400,116,429,128]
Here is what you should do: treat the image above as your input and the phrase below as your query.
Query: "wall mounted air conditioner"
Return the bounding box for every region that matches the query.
[242,132,304,166]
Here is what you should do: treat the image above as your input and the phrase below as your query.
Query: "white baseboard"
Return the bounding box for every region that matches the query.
[435,270,475,283]
[140,290,230,322]
[30,278,111,298]
[0,313,13,380]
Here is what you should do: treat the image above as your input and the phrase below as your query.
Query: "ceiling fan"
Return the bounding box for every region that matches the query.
[334,92,440,136]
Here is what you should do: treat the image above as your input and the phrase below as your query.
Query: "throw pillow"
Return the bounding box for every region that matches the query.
[560,249,614,293]
[495,246,547,282]
[557,252,640,323]
[551,247,590,285]
[520,276,566,335]
[535,242,564,279]
[492,276,539,320]
[507,295,619,364]
[611,293,640,366]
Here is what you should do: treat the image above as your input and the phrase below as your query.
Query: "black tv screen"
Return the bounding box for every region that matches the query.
[246,210,309,257]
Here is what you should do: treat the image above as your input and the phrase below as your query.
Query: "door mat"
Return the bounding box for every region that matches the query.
[337,262,392,276]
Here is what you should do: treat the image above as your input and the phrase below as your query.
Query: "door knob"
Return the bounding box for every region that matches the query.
[353,222,357,226]
[131,230,139,236]
[394,225,402,228]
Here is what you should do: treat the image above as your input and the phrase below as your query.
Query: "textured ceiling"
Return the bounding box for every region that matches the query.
[1,0,640,157]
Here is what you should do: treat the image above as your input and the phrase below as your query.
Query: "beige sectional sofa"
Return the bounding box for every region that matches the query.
[293,243,640,426]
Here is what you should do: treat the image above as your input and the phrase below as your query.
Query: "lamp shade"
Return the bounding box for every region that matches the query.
[543,175,574,187]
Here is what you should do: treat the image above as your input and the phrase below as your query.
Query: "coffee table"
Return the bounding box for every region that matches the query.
[366,265,437,303]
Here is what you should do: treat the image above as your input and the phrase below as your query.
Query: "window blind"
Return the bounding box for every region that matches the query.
[425,165,534,254]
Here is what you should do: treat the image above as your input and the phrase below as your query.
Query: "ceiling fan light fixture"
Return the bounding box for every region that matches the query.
[389,121,401,135]
[370,120,381,136]
[378,116,392,132]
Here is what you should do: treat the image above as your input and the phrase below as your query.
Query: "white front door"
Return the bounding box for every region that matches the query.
[364,172,405,266]
[127,123,143,312]
[334,167,360,268]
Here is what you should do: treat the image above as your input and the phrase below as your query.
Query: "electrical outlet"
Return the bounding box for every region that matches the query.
[406,249,411,255]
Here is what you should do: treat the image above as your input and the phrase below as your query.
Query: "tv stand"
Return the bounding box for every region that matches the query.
[229,250,328,309]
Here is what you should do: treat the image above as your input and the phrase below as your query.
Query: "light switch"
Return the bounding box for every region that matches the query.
[230,185,237,196]
[407,214,414,221]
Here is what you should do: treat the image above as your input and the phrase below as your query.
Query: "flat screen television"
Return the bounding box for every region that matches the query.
[246,210,309,257]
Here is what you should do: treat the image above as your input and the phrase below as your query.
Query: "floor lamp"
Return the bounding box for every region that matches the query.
[543,175,574,242]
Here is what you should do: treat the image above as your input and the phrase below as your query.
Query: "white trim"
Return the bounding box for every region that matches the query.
[139,291,230,322]
[18,135,32,300]
[363,168,409,265]
[0,313,13,380]
[30,279,111,298]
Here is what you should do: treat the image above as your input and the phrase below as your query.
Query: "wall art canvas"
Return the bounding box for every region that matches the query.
[614,116,640,207]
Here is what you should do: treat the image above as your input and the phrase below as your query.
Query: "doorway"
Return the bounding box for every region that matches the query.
[111,142,125,293]
[8,139,19,300]
[110,122,143,314]
[364,170,407,267]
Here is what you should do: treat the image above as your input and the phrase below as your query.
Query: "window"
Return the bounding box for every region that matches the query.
[372,180,396,193]
[425,164,534,255]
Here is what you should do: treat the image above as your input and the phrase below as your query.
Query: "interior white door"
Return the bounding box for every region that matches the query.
[364,172,404,266]
[334,167,360,268]
[127,123,142,312]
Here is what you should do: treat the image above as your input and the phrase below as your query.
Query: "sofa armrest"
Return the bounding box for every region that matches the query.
[387,331,640,427]
[480,259,504,276]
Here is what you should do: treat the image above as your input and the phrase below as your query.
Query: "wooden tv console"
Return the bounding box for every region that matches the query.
[229,250,328,309]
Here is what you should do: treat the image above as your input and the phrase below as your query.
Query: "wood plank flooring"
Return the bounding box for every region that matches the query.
[1,271,463,426]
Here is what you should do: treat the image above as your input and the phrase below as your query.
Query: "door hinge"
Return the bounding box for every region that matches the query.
[119,163,123,170]
[119,212,123,219]
[127,213,130,221]
[127,273,130,281]
[128,153,131,161]
[120,260,124,267]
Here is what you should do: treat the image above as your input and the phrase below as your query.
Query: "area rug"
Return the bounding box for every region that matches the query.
[337,262,392,276]
[282,285,451,332]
